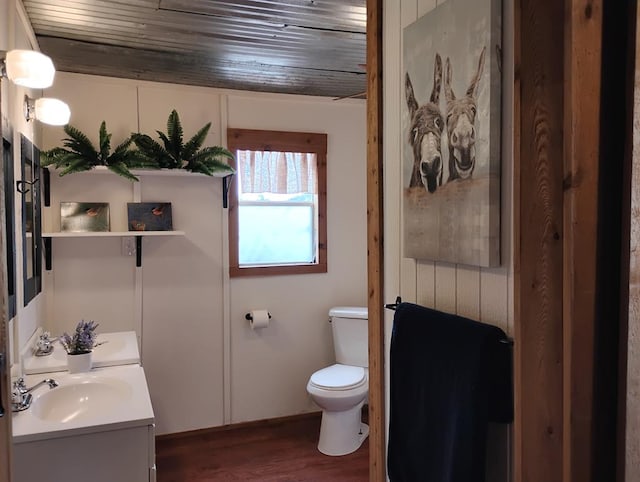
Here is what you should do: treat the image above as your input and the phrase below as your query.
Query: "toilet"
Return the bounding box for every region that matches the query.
[306,306,369,456]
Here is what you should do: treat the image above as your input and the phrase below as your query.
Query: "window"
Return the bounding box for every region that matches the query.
[227,129,327,277]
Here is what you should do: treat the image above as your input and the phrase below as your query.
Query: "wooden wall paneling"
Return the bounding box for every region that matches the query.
[367,0,385,480]
[514,0,565,481]
[562,1,602,481]
[480,270,510,332]
[416,260,435,308]
[401,258,418,302]
[385,0,403,313]
[434,262,457,313]
[456,266,480,320]
[398,0,419,305]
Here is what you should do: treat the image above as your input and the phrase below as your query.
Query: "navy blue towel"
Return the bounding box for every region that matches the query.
[387,303,513,482]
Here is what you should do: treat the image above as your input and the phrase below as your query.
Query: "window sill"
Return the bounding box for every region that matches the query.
[230,263,327,277]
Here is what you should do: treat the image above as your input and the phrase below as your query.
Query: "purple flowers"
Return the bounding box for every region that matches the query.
[60,320,99,355]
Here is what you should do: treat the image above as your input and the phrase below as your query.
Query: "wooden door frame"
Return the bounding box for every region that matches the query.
[367,0,618,481]
[514,0,625,481]
[366,0,385,480]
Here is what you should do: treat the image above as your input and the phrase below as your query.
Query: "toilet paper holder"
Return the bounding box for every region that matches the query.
[245,311,272,321]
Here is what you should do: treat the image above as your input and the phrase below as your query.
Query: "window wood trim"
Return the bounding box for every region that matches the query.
[226,128,327,278]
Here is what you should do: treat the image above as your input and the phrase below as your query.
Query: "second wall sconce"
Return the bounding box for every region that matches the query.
[24,95,70,126]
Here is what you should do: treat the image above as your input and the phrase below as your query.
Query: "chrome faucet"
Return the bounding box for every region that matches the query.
[11,377,58,412]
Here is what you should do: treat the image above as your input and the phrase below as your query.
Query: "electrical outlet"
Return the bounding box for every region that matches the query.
[121,237,136,257]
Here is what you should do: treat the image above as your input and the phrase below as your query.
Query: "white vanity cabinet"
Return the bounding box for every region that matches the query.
[13,424,156,482]
[12,365,155,482]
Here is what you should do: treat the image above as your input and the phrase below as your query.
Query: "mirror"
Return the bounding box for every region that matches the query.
[3,135,16,319]
[20,135,41,306]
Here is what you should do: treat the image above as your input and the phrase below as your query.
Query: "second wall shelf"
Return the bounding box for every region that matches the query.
[42,231,186,269]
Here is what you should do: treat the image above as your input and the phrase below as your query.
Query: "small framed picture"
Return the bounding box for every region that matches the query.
[127,202,173,231]
[60,202,110,232]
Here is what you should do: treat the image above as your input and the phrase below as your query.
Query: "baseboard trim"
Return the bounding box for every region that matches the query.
[156,411,323,442]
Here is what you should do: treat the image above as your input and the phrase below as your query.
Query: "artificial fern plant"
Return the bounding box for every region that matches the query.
[42,121,154,182]
[131,110,235,176]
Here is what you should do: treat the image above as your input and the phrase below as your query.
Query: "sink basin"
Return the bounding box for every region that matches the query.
[31,377,133,423]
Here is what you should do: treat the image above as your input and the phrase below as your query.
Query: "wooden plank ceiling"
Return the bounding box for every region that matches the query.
[22,0,367,98]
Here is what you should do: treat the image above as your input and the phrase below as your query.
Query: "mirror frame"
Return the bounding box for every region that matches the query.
[3,135,15,319]
[20,134,41,307]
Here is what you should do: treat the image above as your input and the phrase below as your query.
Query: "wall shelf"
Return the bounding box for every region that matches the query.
[43,231,185,238]
[43,167,234,207]
[42,231,185,269]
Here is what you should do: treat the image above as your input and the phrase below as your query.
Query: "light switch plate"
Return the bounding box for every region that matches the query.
[121,237,136,257]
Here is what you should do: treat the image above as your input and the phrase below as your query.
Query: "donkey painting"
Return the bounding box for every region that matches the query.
[444,46,486,182]
[405,53,444,193]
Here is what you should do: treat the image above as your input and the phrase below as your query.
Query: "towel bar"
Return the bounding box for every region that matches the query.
[384,296,514,346]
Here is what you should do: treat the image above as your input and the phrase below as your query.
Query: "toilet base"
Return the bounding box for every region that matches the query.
[317,401,369,456]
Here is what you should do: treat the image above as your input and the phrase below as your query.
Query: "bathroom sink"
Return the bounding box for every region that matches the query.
[13,365,154,444]
[31,377,133,423]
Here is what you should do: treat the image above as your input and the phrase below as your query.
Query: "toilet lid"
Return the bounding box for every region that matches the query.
[310,364,366,390]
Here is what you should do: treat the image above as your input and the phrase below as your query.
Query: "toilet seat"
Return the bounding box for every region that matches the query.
[309,364,366,391]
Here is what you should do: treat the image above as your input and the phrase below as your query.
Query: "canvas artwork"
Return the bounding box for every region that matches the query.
[127,202,173,231]
[402,0,501,267]
[60,202,110,232]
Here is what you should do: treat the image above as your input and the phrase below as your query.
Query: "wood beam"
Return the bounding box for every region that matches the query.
[366,0,385,480]
[562,1,602,481]
[514,0,566,480]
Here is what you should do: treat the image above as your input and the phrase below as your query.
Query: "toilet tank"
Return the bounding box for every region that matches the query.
[329,306,368,367]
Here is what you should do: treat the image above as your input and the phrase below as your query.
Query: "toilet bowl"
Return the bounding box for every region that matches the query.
[307,363,369,456]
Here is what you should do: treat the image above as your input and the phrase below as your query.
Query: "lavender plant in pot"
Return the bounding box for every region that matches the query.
[60,320,99,373]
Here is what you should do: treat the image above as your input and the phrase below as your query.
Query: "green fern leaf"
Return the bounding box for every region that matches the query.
[183,123,211,161]
[107,161,139,182]
[59,158,94,176]
[98,121,111,163]
[166,110,184,161]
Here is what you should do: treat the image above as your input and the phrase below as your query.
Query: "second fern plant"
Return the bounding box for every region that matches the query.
[131,110,235,176]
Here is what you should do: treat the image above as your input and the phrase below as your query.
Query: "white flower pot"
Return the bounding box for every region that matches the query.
[67,352,92,373]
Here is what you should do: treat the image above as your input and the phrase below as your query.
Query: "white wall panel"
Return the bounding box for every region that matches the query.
[227,94,367,423]
[457,265,480,320]
[140,174,225,433]
[37,75,367,432]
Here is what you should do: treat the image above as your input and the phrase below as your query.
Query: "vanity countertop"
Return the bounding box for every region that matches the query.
[12,364,154,444]
[23,331,140,375]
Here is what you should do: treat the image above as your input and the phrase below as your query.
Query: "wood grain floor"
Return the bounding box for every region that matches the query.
[155,413,369,481]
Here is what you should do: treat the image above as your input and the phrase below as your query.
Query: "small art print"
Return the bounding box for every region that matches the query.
[402,0,501,267]
[127,202,173,231]
[60,202,110,232]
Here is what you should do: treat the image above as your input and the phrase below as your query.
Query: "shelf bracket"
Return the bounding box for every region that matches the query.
[43,168,50,207]
[222,174,234,209]
[135,236,142,267]
[44,237,52,271]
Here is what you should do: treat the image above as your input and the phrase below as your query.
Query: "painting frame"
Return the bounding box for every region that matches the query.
[127,202,173,232]
[60,202,110,233]
[402,0,502,267]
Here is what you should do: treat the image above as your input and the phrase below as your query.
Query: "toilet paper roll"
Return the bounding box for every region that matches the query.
[249,309,271,329]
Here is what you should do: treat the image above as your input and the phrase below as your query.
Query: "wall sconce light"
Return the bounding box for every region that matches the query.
[1,49,55,89]
[24,95,70,126]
